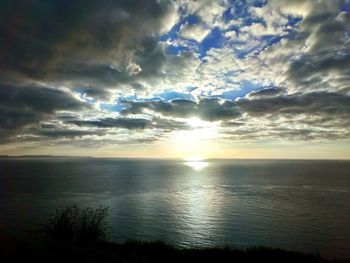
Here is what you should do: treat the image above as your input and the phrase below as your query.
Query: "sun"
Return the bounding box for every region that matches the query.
[186,117,208,128]
[168,117,220,159]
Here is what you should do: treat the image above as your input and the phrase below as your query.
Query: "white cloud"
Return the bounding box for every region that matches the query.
[180,22,211,42]
[1,0,350,152]
[176,0,227,26]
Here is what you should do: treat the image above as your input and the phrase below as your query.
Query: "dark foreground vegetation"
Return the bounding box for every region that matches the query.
[0,206,349,263]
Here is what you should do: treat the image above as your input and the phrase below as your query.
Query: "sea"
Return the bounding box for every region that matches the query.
[0,157,350,259]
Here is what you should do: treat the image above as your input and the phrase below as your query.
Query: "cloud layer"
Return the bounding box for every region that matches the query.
[0,0,349,155]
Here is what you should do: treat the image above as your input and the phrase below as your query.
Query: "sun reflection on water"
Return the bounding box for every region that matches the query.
[183,160,209,171]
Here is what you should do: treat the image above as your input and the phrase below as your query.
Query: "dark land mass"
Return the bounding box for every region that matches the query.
[1,234,349,263]
[0,155,94,159]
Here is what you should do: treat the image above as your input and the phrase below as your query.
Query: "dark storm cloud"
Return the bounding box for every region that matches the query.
[287,9,350,89]
[0,82,88,130]
[36,129,105,139]
[0,107,43,131]
[122,99,197,117]
[73,86,113,101]
[67,116,190,131]
[305,13,349,53]
[68,118,152,130]
[67,136,161,148]
[122,98,241,121]
[225,125,350,141]
[0,126,104,144]
[0,83,87,114]
[26,117,185,146]
[230,91,350,141]
[238,92,350,117]
[0,0,181,144]
[288,53,350,83]
[151,118,190,131]
[122,91,350,129]
[0,0,178,96]
[247,87,285,98]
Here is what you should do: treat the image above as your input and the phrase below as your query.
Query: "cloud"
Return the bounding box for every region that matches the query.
[239,91,350,116]
[247,87,285,99]
[36,129,105,139]
[0,0,180,97]
[262,0,350,93]
[66,116,190,132]
[268,0,345,17]
[177,0,227,26]
[230,91,350,141]
[122,98,241,121]
[68,118,152,130]
[0,0,350,152]
[0,83,87,114]
[119,91,350,142]
[122,91,350,120]
[0,82,88,131]
[180,22,210,42]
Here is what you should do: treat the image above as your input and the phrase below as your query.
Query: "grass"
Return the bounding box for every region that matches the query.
[0,206,349,262]
[2,236,347,263]
[38,206,108,244]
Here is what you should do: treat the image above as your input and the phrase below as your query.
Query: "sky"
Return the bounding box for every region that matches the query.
[0,0,350,159]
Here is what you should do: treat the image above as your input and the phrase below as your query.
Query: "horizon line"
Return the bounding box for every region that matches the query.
[1,155,349,161]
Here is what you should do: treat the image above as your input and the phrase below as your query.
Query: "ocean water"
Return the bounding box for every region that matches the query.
[0,158,350,259]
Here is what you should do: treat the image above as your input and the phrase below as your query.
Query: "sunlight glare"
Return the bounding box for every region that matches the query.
[169,118,220,159]
[184,160,209,171]
[186,117,209,128]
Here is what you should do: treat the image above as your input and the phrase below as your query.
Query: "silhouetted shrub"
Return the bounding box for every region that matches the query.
[76,206,109,243]
[39,206,108,244]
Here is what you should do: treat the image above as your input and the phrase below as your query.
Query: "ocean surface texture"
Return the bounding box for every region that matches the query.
[1,158,350,259]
